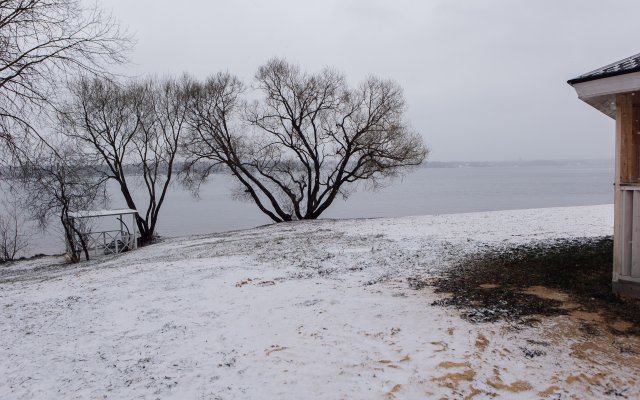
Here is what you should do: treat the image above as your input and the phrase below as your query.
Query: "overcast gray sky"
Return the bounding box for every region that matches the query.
[99,0,640,161]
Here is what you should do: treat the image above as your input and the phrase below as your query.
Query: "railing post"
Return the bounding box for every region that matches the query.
[132,213,138,250]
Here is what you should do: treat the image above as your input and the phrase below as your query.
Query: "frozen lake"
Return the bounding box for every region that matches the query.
[5,161,615,256]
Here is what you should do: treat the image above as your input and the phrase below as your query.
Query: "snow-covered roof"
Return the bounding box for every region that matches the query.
[568,52,640,85]
[67,209,138,219]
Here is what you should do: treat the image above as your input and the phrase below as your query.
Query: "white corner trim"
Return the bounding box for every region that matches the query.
[572,71,640,100]
[613,272,640,283]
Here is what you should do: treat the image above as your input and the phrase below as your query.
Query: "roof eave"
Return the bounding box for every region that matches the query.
[568,70,640,119]
[568,67,640,86]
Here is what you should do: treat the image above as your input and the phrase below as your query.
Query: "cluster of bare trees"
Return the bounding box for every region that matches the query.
[0,2,427,262]
[0,0,129,261]
[6,74,193,260]
[56,75,194,245]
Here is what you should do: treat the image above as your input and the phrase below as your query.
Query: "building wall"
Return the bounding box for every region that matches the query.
[613,92,640,297]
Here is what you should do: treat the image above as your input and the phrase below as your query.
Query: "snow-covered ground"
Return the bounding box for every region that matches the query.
[1,204,637,399]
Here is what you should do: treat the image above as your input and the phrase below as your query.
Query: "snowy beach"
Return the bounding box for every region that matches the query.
[2,204,638,399]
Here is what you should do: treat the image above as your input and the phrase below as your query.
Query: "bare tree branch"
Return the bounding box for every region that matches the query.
[0,0,132,163]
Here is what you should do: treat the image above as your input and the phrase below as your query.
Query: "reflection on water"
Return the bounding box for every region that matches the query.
[6,163,614,256]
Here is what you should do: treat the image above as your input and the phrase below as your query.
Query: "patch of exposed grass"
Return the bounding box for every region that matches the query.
[429,237,640,334]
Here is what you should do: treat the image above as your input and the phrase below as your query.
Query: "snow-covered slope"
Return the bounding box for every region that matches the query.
[2,204,636,399]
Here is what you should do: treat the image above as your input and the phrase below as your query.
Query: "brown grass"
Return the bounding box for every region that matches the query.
[429,237,640,335]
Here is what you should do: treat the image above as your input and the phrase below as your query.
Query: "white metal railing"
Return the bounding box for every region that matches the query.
[73,229,136,258]
[65,209,139,261]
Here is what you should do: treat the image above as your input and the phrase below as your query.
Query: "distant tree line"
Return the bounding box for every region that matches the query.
[0,1,428,262]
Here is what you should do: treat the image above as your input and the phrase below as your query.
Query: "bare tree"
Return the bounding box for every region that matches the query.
[61,76,192,244]
[183,59,428,222]
[0,195,29,262]
[0,0,130,161]
[129,75,194,243]
[20,144,106,262]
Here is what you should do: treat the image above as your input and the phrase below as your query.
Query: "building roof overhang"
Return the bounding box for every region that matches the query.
[569,71,640,119]
[569,53,640,119]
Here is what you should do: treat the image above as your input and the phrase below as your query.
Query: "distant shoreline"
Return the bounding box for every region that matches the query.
[423,159,613,168]
[0,159,615,177]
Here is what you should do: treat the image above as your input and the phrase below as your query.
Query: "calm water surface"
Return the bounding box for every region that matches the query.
[12,164,615,256]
